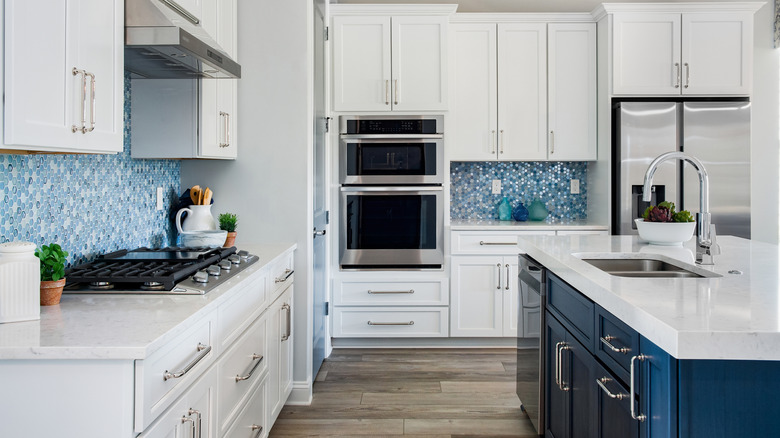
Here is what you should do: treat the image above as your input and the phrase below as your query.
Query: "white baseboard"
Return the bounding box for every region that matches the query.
[285,380,313,405]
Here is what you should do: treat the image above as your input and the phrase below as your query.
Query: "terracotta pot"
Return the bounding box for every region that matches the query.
[223,231,237,248]
[40,278,66,306]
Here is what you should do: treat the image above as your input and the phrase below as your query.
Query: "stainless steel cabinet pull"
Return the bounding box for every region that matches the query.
[313,228,326,238]
[499,129,505,154]
[491,130,497,155]
[160,0,200,25]
[684,62,690,88]
[555,341,571,391]
[367,320,414,326]
[281,303,291,341]
[600,335,631,354]
[674,62,681,88]
[219,112,229,147]
[275,268,294,283]
[236,354,264,382]
[251,425,264,438]
[505,264,510,290]
[225,112,231,147]
[188,409,202,438]
[496,263,502,290]
[163,343,211,381]
[86,72,96,132]
[72,68,87,133]
[368,289,414,294]
[385,80,390,105]
[394,79,399,105]
[550,130,555,154]
[630,354,648,422]
[596,376,627,400]
[181,415,195,437]
[479,241,516,246]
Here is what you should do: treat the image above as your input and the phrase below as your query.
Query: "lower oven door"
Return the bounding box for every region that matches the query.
[340,186,443,269]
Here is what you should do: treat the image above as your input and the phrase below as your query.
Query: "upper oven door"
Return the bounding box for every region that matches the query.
[340,137,444,185]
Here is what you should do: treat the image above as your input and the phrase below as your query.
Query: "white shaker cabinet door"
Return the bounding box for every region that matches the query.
[502,258,520,337]
[612,13,681,95]
[497,22,547,161]
[681,12,753,95]
[547,23,597,161]
[450,256,504,337]
[448,23,498,161]
[391,15,448,111]
[332,15,392,112]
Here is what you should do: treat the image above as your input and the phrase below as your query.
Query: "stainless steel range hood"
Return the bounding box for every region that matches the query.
[125,0,241,79]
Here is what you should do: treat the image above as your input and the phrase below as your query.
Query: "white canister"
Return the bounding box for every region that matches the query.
[0,241,41,323]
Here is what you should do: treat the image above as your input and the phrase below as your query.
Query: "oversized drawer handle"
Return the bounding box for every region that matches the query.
[367,321,414,326]
[368,289,414,294]
[251,424,264,438]
[163,343,211,381]
[188,408,202,438]
[235,354,264,382]
[601,335,631,354]
[275,268,294,283]
[281,303,292,341]
[596,376,627,400]
[479,241,516,246]
[630,354,648,422]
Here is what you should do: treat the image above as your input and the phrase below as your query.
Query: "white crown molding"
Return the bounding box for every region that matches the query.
[451,12,594,23]
[330,4,458,16]
[591,2,765,21]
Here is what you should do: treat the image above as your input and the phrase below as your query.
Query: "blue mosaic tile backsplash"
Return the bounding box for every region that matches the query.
[0,72,181,267]
[450,161,588,221]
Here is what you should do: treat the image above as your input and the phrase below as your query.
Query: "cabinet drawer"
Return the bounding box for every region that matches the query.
[547,273,594,349]
[269,252,294,301]
[334,279,448,306]
[135,312,216,431]
[595,305,639,385]
[593,360,639,438]
[217,270,268,352]
[218,316,268,433]
[224,376,267,438]
[451,231,555,255]
[333,307,448,337]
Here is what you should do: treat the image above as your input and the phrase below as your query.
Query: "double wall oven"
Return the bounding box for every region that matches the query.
[339,115,444,270]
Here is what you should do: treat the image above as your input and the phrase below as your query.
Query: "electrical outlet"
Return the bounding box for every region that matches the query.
[570,179,580,194]
[156,187,164,211]
[492,180,502,195]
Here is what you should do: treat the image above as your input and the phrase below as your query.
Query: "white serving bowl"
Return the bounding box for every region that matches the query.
[180,230,228,248]
[634,218,695,246]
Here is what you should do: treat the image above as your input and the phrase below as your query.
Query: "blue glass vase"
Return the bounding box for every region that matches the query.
[528,198,549,221]
[497,197,512,221]
[512,202,529,221]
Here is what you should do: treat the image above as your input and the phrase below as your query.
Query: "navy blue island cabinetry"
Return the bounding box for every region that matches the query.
[543,272,780,438]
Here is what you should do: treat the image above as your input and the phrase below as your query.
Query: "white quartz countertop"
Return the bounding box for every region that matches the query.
[450,219,608,231]
[521,234,780,360]
[0,243,295,360]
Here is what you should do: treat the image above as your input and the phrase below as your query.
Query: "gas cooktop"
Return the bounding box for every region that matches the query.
[63,246,259,295]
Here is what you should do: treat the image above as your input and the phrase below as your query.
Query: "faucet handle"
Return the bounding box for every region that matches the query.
[708,225,721,255]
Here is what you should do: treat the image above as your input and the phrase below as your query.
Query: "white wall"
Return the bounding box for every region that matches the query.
[181,0,315,400]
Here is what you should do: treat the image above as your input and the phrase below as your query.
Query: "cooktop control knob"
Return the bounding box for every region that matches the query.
[218,260,232,270]
[193,270,209,284]
[238,250,250,261]
[228,254,241,264]
[207,265,221,276]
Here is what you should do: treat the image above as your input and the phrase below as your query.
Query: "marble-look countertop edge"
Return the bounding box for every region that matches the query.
[0,243,296,361]
[450,219,608,231]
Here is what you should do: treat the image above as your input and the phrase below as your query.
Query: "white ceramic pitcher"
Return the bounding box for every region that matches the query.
[176,205,217,233]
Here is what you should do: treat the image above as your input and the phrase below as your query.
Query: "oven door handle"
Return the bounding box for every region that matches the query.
[340,186,443,193]
[340,134,443,140]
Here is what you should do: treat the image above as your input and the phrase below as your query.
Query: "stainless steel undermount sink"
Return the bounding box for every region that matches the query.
[575,253,721,279]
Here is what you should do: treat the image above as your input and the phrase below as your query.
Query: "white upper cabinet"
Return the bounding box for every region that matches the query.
[449,18,596,162]
[607,4,759,96]
[331,5,454,112]
[4,0,124,154]
[548,23,597,161]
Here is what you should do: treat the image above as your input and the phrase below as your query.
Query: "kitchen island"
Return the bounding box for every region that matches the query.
[0,243,295,438]
[520,234,780,437]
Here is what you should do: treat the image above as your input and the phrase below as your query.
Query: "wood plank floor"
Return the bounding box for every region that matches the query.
[269,348,538,437]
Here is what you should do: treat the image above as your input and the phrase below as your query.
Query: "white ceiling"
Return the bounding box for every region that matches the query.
[332,0,753,13]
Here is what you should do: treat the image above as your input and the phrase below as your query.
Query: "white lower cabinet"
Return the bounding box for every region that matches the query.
[224,376,267,438]
[450,255,518,337]
[267,285,294,424]
[334,306,449,337]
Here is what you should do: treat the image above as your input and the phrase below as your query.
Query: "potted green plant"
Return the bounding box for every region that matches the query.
[35,243,69,306]
[219,213,239,247]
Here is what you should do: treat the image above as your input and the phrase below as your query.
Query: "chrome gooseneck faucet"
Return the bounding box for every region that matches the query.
[642,151,720,265]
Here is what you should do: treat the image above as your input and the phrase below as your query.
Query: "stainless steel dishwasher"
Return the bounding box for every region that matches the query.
[517,254,546,435]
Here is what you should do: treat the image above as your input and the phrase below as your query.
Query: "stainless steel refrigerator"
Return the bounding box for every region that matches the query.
[613,100,751,239]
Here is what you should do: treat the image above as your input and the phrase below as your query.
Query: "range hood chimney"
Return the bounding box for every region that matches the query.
[125,0,241,79]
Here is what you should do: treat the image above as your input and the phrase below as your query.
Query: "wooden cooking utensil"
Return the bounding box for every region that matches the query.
[190,185,201,205]
[203,188,213,205]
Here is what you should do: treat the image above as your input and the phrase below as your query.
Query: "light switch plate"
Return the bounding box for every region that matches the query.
[570,179,580,194]
[492,180,502,195]
[156,187,164,211]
